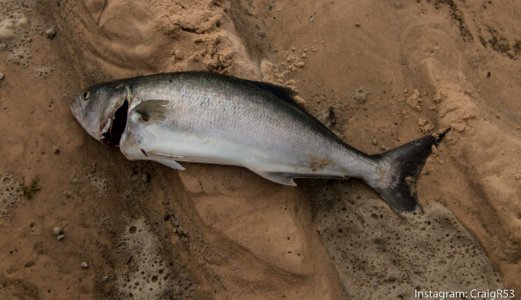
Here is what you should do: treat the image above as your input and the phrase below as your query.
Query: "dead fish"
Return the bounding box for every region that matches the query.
[71,72,448,212]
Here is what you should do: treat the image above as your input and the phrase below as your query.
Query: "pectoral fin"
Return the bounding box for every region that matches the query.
[133,100,169,122]
[252,170,297,186]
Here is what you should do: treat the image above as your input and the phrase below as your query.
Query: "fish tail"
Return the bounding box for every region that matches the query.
[365,129,450,212]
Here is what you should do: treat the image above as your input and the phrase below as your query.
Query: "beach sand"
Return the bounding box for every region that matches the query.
[0,0,519,299]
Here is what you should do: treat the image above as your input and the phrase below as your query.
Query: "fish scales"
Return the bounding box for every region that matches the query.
[71,71,448,212]
[128,74,350,172]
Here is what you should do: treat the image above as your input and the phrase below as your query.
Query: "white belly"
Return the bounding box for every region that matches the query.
[119,118,347,184]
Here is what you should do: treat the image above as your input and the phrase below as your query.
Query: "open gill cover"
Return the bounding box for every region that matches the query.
[101,100,129,147]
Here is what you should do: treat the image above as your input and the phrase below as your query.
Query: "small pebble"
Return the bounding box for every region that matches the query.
[81,261,89,269]
[372,139,378,145]
[515,173,521,180]
[52,146,60,154]
[0,73,4,80]
[45,28,56,40]
[56,234,65,241]
[52,226,63,236]
[381,145,389,151]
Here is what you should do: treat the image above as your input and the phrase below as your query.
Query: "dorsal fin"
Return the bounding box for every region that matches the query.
[244,79,301,108]
[177,71,302,108]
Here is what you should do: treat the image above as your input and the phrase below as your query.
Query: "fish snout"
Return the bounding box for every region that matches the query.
[70,95,103,141]
[70,95,86,123]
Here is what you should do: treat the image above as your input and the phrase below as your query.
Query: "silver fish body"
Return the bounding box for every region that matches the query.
[71,72,447,212]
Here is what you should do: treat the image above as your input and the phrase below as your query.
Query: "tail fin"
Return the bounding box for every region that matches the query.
[367,129,449,212]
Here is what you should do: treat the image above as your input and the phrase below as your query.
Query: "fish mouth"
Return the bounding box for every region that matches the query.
[101,100,129,147]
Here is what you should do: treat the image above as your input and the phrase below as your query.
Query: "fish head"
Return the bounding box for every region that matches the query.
[71,83,129,146]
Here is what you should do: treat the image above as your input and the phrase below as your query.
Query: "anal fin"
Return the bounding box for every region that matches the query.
[253,170,296,186]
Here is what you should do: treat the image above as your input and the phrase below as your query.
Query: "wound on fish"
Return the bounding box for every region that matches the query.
[101,100,129,146]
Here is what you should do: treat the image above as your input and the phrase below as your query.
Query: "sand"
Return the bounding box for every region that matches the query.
[0,0,519,299]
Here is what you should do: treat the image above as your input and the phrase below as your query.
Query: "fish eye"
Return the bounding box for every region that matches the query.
[82,91,90,101]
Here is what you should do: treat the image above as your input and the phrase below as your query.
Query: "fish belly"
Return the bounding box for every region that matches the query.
[120,121,347,182]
